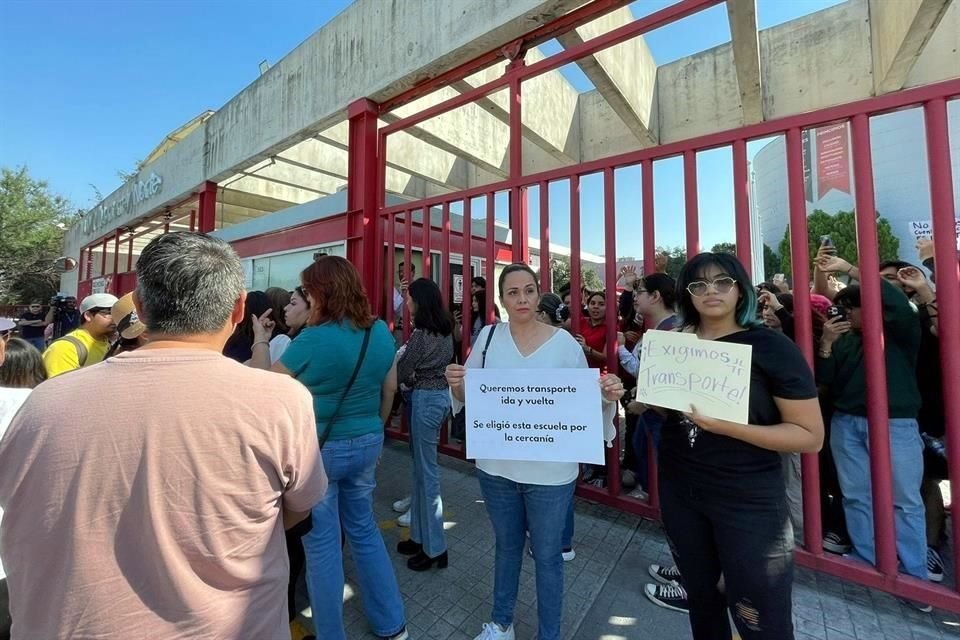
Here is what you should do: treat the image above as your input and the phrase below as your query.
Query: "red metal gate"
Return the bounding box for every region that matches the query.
[344,0,960,612]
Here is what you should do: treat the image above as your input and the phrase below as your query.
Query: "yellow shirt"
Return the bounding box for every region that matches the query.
[42,328,111,378]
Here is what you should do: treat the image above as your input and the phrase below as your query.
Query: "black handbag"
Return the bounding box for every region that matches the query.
[317,327,371,450]
[450,323,497,440]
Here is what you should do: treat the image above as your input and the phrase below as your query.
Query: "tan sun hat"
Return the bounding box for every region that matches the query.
[111,293,146,340]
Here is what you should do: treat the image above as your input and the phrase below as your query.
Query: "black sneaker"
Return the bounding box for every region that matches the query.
[644,583,689,613]
[927,546,945,584]
[822,531,853,555]
[648,563,682,585]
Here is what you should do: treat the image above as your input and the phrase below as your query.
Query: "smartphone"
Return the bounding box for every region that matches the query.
[820,235,837,253]
[826,305,846,322]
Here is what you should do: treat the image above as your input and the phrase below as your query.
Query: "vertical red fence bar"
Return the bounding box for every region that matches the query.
[570,176,582,335]
[924,97,960,585]
[78,248,86,283]
[850,114,898,578]
[112,229,121,292]
[539,181,551,292]
[603,168,622,497]
[126,233,134,272]
[386,213,396,332]
[462,201,473,363]
[642,160,656,275]
[684,150,700,256]
[346,99,380,293]
[403,211,413,342]
[732,140,753,278]
[374,131,390,316]
[786,127,822,554]
[486,194,496,323]
[422,205,432,280]
[441,202,452,308]
[100,239,108,277]
[508,58,529,264]
[198,182,218,233]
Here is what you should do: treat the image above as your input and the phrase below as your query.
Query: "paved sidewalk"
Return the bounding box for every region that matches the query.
[292,440,960,639]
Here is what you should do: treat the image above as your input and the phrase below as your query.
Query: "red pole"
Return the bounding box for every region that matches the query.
[79,248,86,282]
[386,213,396,333]
[441,202,451,308]
[112,229,121,294]
[733,139,753,278]
[486,193,496,323]
[603,168,622,498]
[642,159,656,275]
[684,150,700,256]
[508,58,529,264]
[127,232,134,272]
[346,98,380,295]
[373,130,390,316]
[539,181,551,292]
[850,114,898,578]
[422,205,432,280]
[924,98,960,586]
[198,182,217,233]
[570,176,582,336]
[462,200,473,363]
[403,210,413,341]
[786,127,822,555]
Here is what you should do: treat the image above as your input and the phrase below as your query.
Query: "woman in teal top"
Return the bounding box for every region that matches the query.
[254,256,408,640]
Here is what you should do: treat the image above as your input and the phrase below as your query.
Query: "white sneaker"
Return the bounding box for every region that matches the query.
[561,548,576,562]
[397,510,411,527]
[392,496,412,513]
[473,622,515,640]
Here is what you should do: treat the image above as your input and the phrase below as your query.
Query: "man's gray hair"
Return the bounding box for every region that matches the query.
[136,232,245,335]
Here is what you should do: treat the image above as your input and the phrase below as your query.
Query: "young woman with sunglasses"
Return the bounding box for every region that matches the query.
[660,252,823,640]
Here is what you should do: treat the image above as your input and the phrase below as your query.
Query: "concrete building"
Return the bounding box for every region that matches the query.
[62,0,960,301]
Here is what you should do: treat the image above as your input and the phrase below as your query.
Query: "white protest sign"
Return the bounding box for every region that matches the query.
[909,219,960,249]
[465,368,604,464]
[636,330,752,423]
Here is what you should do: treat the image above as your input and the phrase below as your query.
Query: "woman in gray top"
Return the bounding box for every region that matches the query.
[396,278,455,571]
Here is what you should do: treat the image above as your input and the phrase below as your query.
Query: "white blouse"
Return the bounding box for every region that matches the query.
[453,323,615,486]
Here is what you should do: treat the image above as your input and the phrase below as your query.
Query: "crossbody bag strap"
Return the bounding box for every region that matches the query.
[479,322,497,368]
[317,327,372,450]
[58,335,88,367]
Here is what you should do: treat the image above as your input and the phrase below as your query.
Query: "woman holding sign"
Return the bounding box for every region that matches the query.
[658,252,823,640]
[446,264,624,640]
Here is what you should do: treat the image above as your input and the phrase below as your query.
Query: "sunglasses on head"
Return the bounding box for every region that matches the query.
[686,276,737,297]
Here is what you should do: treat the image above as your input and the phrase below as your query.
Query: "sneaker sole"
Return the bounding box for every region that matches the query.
[644,586,688,614]
[647,565,680,586]
[929,571,944,584]
[822,542,852,555]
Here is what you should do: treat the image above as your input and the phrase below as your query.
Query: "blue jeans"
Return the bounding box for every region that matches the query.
[22,336,45,353]
[303,432,405,639]
[830,412,927,579]
[478,470,575,640]
[410,389,450,557]
[632,411,664,490]
[562,500,574,550]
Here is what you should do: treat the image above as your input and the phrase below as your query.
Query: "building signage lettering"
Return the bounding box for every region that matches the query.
[81,172,163,235]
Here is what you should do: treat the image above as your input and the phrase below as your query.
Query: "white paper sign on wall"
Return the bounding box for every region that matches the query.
[453,274,464,304]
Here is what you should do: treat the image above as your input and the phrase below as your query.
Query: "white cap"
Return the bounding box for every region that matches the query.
[0,318,15,332]
[80,293,119,314]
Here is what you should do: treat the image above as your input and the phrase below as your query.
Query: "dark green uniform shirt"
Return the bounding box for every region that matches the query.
[815,279,921,419]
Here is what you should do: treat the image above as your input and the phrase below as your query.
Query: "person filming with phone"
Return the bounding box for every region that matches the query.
[813,246,931,605]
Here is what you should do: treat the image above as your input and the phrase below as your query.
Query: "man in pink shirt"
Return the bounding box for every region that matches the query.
[0,232,327,639]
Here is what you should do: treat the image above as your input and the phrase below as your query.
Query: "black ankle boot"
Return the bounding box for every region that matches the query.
[407,550,448,571]
[396,539,422,555]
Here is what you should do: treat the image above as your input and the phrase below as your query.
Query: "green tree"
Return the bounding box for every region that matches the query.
[778,209,899,276]
[0,167,74,303]
[710,242,737,255]
[550,256,604,292]
[656,246,687,280]
[763,244,781,282]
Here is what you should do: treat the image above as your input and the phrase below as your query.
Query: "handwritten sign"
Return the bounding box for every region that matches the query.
[909,219,960,249]
[465,368,604,464]
[636,330,753,423]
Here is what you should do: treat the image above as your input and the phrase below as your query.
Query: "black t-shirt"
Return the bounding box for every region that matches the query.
[18,312,45,338]
[659,326,818,497]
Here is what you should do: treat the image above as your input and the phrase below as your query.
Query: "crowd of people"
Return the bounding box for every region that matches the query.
[0,228,950,640]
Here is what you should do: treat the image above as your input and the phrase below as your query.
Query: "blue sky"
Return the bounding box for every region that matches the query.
[1,0,842,257]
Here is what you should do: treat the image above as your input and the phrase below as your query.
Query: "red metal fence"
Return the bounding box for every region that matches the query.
[362,0,960,612]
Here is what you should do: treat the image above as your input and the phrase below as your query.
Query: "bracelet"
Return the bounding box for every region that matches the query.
[818,349,832,358]
[252,340,270,349]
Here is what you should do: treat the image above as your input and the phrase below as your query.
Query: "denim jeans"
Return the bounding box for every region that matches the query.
[410,389,450,557]
[303,432,405,639]
[562,499,574,550]
[830,412,927,579]
[633,411,664,490]
[659,475,794,640]
[22,336,44,353]
[478,470,575,640]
